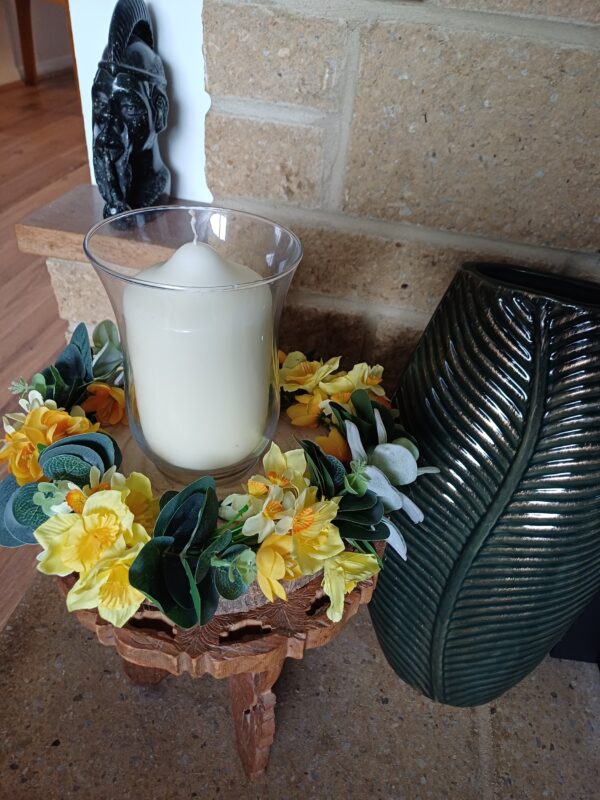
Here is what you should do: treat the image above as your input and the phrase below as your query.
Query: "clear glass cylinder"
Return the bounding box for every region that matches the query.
[84,205,302,483]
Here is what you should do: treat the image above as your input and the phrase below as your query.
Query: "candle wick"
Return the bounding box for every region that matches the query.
[189,209,198,245]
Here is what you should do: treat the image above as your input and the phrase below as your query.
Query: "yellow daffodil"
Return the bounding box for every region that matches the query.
[81,382,127,426]
[293,522,345,575]
[111,471,160,533]
[322,363,388,401]
[66,540,147,627]
[0,405,99,485]
[287,387,327,428]
[241,486,294,542]
[315,428,352,465]
[322,552,380,622]
[34,489,148,576]
[280,351,340,393]
[249,442,308,495]
[256,533,301,602]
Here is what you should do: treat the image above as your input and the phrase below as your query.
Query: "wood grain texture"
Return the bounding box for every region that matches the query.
[0,72,87,631]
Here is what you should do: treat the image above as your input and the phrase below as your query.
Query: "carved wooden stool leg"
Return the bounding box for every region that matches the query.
[229,663,284,780]
[121,658,170,686]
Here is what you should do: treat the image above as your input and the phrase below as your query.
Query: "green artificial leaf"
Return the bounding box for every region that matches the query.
[229,547,257,585]
[300,440,339,499]
[7,483,48,533]
[194,530,232,583]
[8,377,28,396]
[0,476,23,548]
[338,490,381,514]
[213,544,251,601]
[92,342,123,382]
[154,476,215,538]
[30,372,47,396]
[351,389,376,427]
[129,537,200,628]
[337,519,389,541]
[69,323,94,381]
[39,433,121,481]
[159,490,178,510]
[40,454,93,486]
[370,443,418,486]
[162,551,201,614]
[92,320,120,350]
[197,570,220,625]
[181,487,220,556]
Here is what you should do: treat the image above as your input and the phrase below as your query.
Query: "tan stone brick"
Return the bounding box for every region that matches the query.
[279,293,369,364]
[206,112,324,206]
[344,23,600,251]
[46,259,115,327]
[204,1,348,109]
[368,315,425,393]
[433,0,600,24]
[293,226,463,314]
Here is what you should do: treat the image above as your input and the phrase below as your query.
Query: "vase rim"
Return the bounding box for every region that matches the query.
[83,204,303,293]
[462,262,600,309]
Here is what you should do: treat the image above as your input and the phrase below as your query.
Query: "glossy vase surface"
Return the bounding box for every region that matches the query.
[370,263,600,706]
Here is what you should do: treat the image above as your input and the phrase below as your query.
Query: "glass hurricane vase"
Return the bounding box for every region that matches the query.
[84,205,302,483]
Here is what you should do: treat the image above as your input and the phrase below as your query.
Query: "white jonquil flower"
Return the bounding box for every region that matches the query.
[345,410,439,559]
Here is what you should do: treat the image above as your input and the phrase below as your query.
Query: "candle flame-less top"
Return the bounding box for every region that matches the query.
[142,241,262,288]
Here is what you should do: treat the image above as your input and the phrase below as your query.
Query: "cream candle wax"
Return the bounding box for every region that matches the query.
[123,224,273,472]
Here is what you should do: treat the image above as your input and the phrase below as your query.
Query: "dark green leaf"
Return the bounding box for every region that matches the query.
[159,490,178,510]
[129,537,200,628]
[198,570,219,625]
[154,476,216,538]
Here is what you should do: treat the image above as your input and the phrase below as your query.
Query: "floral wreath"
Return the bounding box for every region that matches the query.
[0,323,437,629]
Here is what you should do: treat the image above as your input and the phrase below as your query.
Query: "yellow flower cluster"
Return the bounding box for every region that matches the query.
[280,351,389,429]
[221,443,379,621]
[33,471,159,627]
[0,403,99,486]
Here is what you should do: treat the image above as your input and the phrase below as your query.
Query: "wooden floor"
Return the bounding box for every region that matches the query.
[0,72,89,630]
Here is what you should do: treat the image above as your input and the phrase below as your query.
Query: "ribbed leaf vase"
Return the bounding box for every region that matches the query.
[370,263,600,707]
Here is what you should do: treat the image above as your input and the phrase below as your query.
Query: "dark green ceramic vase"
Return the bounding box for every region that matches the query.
[370,263,600,707]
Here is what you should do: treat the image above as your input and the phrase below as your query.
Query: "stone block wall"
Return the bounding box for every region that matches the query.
[202,0,600,388]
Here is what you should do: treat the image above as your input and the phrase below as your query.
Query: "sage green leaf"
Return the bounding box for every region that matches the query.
[369,443,418,486]
[194,530,232,583]
[214,553,247,601]
[5,484,48,543]
[392,437,419,461]
[370,265,600,707]
[92,320,121,350]
[41,454,93,486]
[0,476,24,548]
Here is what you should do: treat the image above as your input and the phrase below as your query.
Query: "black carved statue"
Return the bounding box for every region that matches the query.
[92,0,171,218]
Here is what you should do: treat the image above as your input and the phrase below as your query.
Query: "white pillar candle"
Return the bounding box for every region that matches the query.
[123,224,272,472]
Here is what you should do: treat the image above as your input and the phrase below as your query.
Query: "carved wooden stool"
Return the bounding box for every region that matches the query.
[59,572,376,779]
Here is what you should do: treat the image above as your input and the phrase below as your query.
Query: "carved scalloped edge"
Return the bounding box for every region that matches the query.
[57,573,376,679]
